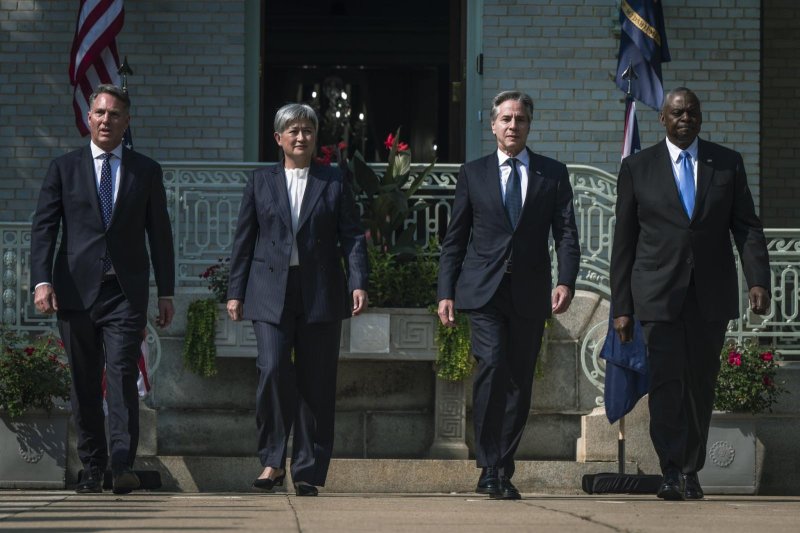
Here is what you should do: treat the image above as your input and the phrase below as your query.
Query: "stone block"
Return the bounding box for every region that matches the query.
[515,413,582,460]
[156,408,256,456]
[549,290,602,341]
[331,411,365,458]
[336,361,434,411]
[576,401,660,475]
[150,339,258,410]
[365,412,433,458]
[534,341,578,411]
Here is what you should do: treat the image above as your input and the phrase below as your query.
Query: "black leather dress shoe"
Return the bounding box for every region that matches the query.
[683,472,704,500]
[294,482,318,496]
[252,473,285,491]
[112,467,141,495]
[476,466,501,495]
[656,468,684,501]
[75,469,103,494]
[490,477,521,500]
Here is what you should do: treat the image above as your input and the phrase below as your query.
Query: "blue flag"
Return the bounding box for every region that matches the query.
[616,0,671,110]
[600,310,649,424]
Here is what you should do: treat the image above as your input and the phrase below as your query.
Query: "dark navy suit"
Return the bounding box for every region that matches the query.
[30,145,174,472]
[227,162,367,486]
[611,138,770,473]
[438,148,580,477]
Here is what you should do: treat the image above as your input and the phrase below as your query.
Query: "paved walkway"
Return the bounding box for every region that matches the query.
[1,491,799,532]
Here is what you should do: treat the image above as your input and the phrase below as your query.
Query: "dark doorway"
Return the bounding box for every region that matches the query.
[260,0,465,164]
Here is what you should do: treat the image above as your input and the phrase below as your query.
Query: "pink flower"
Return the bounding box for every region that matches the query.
[760,351,774,362]
[728,351,742,366]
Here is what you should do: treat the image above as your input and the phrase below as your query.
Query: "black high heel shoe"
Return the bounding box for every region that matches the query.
[252,473,285,491]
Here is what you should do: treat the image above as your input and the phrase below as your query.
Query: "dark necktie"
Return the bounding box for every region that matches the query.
[678,150,695,217]
[99,153,113,272]
[505,158,522,228]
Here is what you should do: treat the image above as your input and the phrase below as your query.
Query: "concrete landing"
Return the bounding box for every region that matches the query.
[129,457,635,493]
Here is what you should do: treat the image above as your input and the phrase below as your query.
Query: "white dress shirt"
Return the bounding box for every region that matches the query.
[285,167,309,266]
[665,137,699,189]
[496,148,530,206]
[90,141,123,203]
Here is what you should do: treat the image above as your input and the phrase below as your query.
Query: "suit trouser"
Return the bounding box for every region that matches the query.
[467,274,545,479]
[57,277,147,472]
[252,268,341,486]
[641,287,727,474]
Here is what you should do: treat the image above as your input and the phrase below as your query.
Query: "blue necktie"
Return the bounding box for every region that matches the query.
[99,153,113,272]
[505,158,522,228]
[678,150,695,217]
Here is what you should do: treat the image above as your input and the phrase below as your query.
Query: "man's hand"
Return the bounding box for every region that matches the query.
[352,289,368,316]
[437,299,456,327]
[34,284,58,314]
[227,299,243,321]
[156,298,175,328]
[614,315,634,343]
[749,286,770,315]
[551,285,573,315]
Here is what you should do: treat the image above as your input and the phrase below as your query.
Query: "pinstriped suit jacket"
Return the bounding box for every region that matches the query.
[227,162,368,324]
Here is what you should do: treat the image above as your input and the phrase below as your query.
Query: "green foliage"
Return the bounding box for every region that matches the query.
[200,257,230,303]
[183,298,218,377]
[433,309,474,381]
[0,328,71,418]
[368,240,439,308]
[349,127,436,256]
[714,339,787,414]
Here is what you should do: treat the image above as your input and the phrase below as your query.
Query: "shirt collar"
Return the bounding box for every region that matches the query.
[497,148,530,168]
[90,141,124,160]
[665,137,699,163]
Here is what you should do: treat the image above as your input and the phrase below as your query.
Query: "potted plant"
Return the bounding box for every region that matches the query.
[183,257,230,377]
[0,327,71,488]
[699,339,788,494]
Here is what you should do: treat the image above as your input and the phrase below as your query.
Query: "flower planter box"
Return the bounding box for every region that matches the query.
[0,408,69,489]
[698,412,758,494]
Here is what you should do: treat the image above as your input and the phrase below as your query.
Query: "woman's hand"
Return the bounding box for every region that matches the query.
[352,290,368,316]
[227,299,243,321]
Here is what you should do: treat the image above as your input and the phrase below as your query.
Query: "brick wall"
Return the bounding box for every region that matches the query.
[480,0,762,207]
[0,0,246,220]
[760,0,800,227]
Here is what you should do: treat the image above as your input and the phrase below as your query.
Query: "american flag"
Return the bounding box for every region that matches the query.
[621,96,641,161]
[69,0,125,136]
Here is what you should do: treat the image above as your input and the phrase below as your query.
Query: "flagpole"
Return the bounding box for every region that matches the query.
[117,57,134,151]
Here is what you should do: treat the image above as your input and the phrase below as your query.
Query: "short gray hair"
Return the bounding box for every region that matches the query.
[662,87,700,112]
[274,103,318,133]
[89,84,130,113]
[490,91,534,122]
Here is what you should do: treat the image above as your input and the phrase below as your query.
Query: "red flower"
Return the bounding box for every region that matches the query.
[760,351,774,362]
[315,153,332,166]
[384,133,409,152]
[24,346,35,356]
[338,141,348,151]
[763,375,774,387]
[320,145,334,156]
[728,351,742,366]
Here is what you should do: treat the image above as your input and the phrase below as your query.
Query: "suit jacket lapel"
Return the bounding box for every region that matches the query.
[693,138,714,221]
[110,148,134,228]
[485,153,512,232]
[82,146,104,228]
[266,165,293,231]
[523,148,545,214]
[297,164,328,230]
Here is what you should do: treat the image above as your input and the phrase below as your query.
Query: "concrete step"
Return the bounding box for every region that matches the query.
[130,457,635,493]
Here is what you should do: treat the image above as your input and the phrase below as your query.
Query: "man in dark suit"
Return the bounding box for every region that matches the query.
[30,84,175,495]
[437,90,581,500]
[611,87,771,500]
[226,103,368,496]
